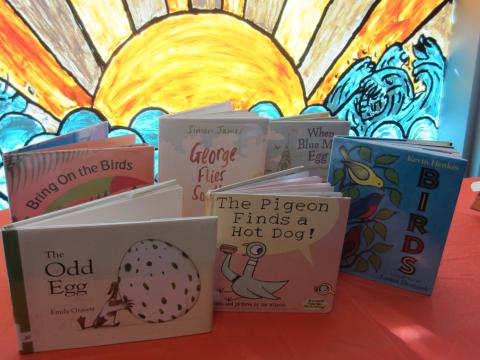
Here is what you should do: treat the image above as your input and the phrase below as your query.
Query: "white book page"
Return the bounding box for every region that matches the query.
[13,183,182,228]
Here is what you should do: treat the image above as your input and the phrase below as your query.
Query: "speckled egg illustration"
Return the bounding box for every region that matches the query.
[118,239,201,323]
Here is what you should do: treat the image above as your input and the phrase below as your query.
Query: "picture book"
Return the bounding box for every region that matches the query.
[2,181,217,353]
[206,168,351,313]
[4,134,155,222]
[327,136,467,294]
[158,113,268,216]
[265,117,350,177]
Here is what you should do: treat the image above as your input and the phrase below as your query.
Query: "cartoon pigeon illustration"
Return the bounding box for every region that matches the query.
[219,242,288,300]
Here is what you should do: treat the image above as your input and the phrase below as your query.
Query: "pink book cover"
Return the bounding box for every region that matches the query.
[208,193,350,313]
[4,145,154,221]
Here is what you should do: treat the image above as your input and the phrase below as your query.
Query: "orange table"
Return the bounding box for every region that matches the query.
[0,179,479,359]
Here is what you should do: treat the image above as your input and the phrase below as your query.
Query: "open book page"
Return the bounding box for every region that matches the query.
[10,181,183,229]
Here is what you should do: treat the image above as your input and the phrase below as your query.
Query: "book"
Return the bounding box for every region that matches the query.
[2,181,217,353]
[4,130,155,222]
[265,116,350,177]
[158,111,268,216]
[327,136,467,294]
[206,168,351,313]
[15,122,109,153]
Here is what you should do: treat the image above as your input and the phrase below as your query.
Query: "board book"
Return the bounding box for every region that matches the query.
[2,181,217,353]
[158,110,268,216]
[3,125,154,222]
[265,116,350,177]
[206,167,351,313]
[327,136,467,294]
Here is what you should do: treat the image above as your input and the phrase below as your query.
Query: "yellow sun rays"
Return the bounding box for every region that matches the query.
[94,13,306,125]
[0,1,91,119]
[70,0,133,62]
[0,0,453,123]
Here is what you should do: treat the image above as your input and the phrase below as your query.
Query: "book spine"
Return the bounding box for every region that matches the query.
[2,229,33,353]
[205,190,214,216]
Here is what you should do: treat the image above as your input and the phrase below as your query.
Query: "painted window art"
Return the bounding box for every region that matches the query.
[0,0,455,209]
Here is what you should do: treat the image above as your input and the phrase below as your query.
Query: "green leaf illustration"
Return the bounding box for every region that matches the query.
[333,168,345,185]
[359,147,372,162]
[384,168,400,184]
[375,155,399,166]
[368,253,382,272]
[375,208,396,220]
[372,243,394,253]
[342,186,360,200]
[354,257,369,272]
[373,222,387,240]
[389,188,402,207]
[363,226,374,246]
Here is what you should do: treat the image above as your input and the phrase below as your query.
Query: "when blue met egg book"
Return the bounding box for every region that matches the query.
[328,136,467,294]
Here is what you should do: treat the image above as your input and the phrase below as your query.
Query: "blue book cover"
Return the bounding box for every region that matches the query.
[327,136,467,294]
[14,122,109,153]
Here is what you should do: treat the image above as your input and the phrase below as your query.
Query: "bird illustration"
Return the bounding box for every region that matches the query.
[349,193,384,221]
[339,146,384,188]
[77,281,133,330]
[219,242,288,300]
[342,226,362,259]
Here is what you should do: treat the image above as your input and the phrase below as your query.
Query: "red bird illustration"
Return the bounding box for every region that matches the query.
[342,226,362,259]
[349,193,383,221]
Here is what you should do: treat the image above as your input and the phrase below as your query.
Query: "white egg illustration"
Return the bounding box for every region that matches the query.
[118,239,201,323]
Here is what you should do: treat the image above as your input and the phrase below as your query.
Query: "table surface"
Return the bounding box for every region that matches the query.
[0,179,479,360]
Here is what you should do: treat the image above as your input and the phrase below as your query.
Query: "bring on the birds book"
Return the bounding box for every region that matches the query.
[327,136,467,294]
[206,168,351,313]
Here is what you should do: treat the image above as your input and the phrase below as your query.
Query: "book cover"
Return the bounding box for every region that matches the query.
[15,123,109,153]
[327,136,467,294]
[2,183,217,353]
[207,170,350,312]
[158,117,268,216]
[265,119,350,177]
[4,144,154,221]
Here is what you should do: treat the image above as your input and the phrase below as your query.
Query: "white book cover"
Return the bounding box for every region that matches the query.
[265,120,350,177]
[2,183,217,353]
[158,117,269,216]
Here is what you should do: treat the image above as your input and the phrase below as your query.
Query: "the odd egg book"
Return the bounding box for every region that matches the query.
[3,125,154,222]
[206,168,351,313]
[158,113,268,216]
[2,181,217,353]
[327,136,467,294]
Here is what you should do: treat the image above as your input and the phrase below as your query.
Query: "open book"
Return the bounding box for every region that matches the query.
[206,167,351,313]
[3,124,154,221]
[2,181,217,353]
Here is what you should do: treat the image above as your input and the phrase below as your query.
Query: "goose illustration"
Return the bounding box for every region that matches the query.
[219,242,288,300]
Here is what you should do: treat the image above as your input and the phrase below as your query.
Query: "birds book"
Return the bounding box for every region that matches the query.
[265,115,350,177]
[327,136,467,294]
[4,124,154,222]
[158,105,268,216]
[2,181,217,353]
[206,167,351,313]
